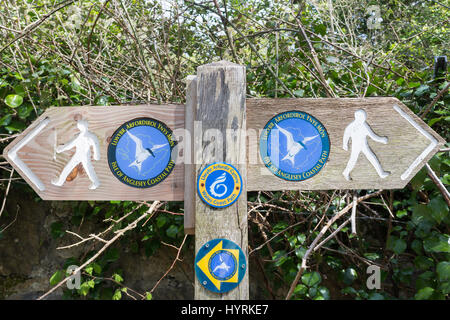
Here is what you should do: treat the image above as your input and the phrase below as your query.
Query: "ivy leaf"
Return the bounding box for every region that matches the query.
[414,287,434,300]
[5,94,23,108]
[293,89,304,97]
[112,289,122,300]
[436,261,450,282]
[0,114,12,127]
[396,209,408,218]
[414,84,429,96]
[156,215,168,228]
[316,286,330,300]
[49,270,63,286]
[295,246,306,259]
[0,79,8,88]
[5,120,26,132]
[103,248,119,262]
[166,225,179,238]
[428,197,448,224]
[416,271,434,290]
[113,273,124,283]
[411,239,423,255]
[297,233,306,244]
[50,222,64,239]
[388,237,407,254]
[85,266,93,276]
[294,284,308,296]
[273,250,288,267]
[342,268,358,285]
[363,253,380,261]
[423,234,450,253]
[301,271,322,287]
[414,256,434,270]
[368,292,385,300]
[79,282,91,297]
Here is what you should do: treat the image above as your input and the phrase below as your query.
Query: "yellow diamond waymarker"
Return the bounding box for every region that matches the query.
[195,239,246,293]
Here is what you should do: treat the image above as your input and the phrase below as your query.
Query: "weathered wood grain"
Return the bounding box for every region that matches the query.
[194,61,248,300]
[246,98,445,190]
[3,104,185,200]
[184,76,197,235]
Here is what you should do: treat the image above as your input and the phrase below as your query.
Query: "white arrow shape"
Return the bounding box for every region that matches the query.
[393,105,438,180]
[7,117,50,191]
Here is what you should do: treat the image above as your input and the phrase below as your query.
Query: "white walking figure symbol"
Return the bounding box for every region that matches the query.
[342,109,390,181]
[52,120,101,189]
[212,254,230,274]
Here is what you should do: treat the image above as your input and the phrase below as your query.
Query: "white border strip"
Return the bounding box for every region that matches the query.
[7,117,50,191]
[393,105,437,180]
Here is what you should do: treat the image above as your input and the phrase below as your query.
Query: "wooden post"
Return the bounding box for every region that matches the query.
[184,75,197,235]
[193,60,248,299]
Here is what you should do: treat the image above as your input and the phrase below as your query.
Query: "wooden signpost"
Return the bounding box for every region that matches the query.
[246,97,445,190]
[188,61,248,299]
[3,105,185,201]
[2,60,446,300]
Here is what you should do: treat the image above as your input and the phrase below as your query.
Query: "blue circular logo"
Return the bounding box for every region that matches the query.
[107,118,177,188]
[197,163,242,208]
[195,238,246,294]
[260,110,330,181]
[209,250,237,281]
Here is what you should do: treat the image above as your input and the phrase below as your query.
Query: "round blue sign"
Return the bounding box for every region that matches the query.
[195,238,246,294]
[107,118,177,188]
[197,162,242,208]
[260,110,330,181]
[209,250,237,281]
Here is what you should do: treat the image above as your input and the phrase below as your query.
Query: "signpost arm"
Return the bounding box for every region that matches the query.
[194,61,248,299]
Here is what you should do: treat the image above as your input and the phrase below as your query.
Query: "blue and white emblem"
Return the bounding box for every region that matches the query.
[195,238,246,293]
[260,110,330,181]
[107,118,177,188]
[197,163,242,208]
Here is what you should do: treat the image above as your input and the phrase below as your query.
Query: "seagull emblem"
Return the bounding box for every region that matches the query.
[212,254,230,274]
[126,130,167,172]
[276,124,319,165]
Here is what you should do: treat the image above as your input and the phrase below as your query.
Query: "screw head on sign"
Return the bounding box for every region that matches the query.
[203,281,207,285]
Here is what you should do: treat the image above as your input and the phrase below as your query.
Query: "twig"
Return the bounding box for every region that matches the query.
[249,220,306,255]
[425,163,450,207]
[150,234,188,294]
[420,82,450,119]
[0,0,76,54]
[0,168,14,218]
[285,190,384,300]
[351,191,357,234]
[0,204,20,233]
[37,201,160,300]
[313,217,351,251]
